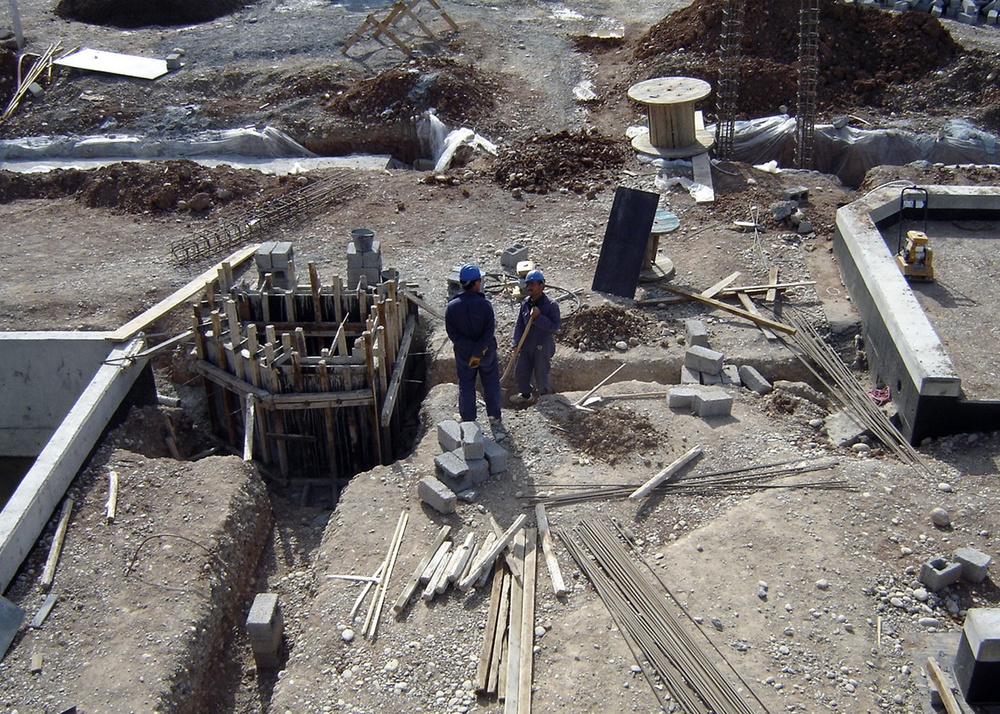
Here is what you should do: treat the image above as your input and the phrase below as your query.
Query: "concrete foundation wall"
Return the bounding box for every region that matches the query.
[833,184,1000,443]
[0,333,120,457]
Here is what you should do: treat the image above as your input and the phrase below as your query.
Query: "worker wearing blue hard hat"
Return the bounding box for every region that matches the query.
[445,263,504,434]
[510,268,560,405]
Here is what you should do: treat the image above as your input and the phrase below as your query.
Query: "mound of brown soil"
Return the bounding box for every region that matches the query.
[633,0,961,116]
[55,0,249,27]
[558,304,663,351]
[564,405,663,462]
[492,129,629,194]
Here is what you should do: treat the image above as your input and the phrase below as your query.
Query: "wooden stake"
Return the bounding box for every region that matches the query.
[392,525,451,614]
[41,498,74,590]
[925,657,962,714]
[243,397,255,462]
[477,561,507,692]
[423,542,452,600]
[364,510,407,640]
[459,514,528,590]
[628,445,703,500]
[490,515,523,582]
[700,271,740,298]
[503,530,525,710]
[534,504,568,597]
[736,292,777,341]
[517,528,538,714]
[106,470,118,522]
[445,533,476,585]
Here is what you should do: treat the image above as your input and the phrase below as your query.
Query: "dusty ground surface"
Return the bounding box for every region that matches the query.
[1,0,1000,713]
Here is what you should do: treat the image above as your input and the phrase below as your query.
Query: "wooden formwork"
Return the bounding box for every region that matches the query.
[190,263,421,491]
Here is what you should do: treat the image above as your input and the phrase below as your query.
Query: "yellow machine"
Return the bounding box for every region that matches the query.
[895,230,934,282]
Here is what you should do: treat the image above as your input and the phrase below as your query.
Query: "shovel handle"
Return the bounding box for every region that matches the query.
[501,313,535,384]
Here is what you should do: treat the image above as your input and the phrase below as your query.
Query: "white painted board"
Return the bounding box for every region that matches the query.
[55,47,168,80]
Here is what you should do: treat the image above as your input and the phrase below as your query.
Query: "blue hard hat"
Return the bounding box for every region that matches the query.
[459,263,484,282]
[524,269,545,284]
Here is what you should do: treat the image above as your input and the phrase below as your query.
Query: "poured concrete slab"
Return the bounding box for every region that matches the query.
[0,337,149,593]
[834,184,1000,443]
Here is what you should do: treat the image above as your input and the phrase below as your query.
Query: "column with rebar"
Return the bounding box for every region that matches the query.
[795,0,820,169]
[715,0,745,159]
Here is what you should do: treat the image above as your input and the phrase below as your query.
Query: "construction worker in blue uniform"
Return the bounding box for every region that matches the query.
[445,263,504,431]
[510,269,560,404]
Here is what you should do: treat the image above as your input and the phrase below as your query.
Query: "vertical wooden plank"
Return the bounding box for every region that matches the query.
[503,530,525,709]
[516,528,538,714]
[308,262,323,322]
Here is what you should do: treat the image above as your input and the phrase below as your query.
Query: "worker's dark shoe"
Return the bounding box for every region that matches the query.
[489,417,508,441]
[509,392,532,405]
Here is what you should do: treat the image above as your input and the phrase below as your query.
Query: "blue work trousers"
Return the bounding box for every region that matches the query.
[455,354,502,422]
[515,342,554,396]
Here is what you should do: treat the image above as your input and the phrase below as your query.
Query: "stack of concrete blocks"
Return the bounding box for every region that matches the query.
[954,608,1000,704]
[919,546,993,591]
[668,386,733,419]
[256,241,296,289]
[246,593,284,669]
[420,420,508,513]
[347,228,383,289]
[680,319,773,395]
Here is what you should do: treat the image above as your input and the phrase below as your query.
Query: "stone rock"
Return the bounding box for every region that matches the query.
[930,507,951,527]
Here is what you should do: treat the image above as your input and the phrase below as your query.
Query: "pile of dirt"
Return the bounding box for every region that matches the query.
[558,304,664,351]
[630,0,976,120]
[0,159,288,214]
[563,404,662,462]
[492,129,629,195]
[54,0,248,27]
[326,57,499,127]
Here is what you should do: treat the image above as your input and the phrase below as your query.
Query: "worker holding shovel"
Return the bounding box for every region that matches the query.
[509,269,560,404]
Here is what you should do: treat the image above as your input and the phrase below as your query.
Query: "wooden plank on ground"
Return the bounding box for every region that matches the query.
[737,292,778,341]
[925,657,962,714]
[476,562,507,693]
[392,525,451,615]
[108,243,259,342]
[490,515,523,582]
[41,498,74,590]
[517,528,538,714]
[629,445,703,500]
[503,530,526,711]
[765,266,780,303]
[534,504,568,597]
[487,564,510,694]
[459,515,527,590]
[700,271,740,299]
[659,284,796,335]
[691,153,715,204]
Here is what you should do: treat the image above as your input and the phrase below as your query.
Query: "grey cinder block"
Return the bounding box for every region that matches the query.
[955,547,992,583]
[461,421,485,460]
[246,593,284,669]
[721,364,741,386]
[418,475,457,514]
[920,556,964,591]
[685,345,724,375]
[437,419,462,451]
[668,387,701,410]
[434,450,468,480]
[738,365,772,395]
[680,365,700,384]
[483,438,508,474]
[684,319,709,348]
[693,390,732,418]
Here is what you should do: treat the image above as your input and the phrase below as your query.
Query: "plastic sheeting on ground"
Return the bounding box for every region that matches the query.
[713,115,1000,186]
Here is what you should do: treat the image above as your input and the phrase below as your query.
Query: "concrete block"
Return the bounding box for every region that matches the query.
[920,556,964,591]
[680,365,700,384]
[685,345,724,375]
[989,8,999,22]
[483,438,508,474]
[693,390,732,418]
[347,251,365,268]
[246,593,284,669]
[893,0,909,10]
[437,419,462,452]
[826,409,868,447]
[684,319,709,348]
[701,370,722,385]
[166,53,183,70]
[738,365,772,394]
[269,242,293,269]
[500,243,529,269]
[256,241,278,271]
[418,475,457,514]
[958,10,979,21]
[720,364,741,387]
[782,185,810,203]
[434,450,468,481]
[955,608,1000,703]
[668,386,701,410]
[466,457,490,484]
[461,421,485,460]
[27,82,45,100]
[955,547,992,583]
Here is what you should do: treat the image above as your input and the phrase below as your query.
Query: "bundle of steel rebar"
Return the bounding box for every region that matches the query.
[559,519,772,714]
[522,456,849,507]
[780,309,931,472]
[169,170,360,265]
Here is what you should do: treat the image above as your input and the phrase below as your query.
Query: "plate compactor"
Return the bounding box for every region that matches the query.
[896,229,934,282]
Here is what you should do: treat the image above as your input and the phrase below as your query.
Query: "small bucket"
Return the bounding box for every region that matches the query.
[351,228,375,251]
